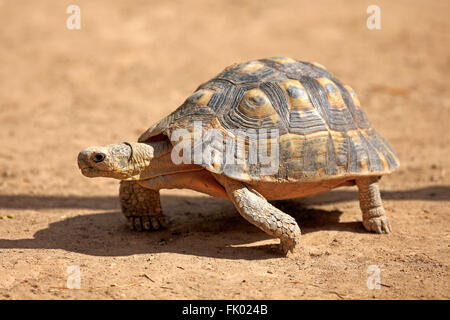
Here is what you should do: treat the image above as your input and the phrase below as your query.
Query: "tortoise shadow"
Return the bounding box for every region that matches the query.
[0,208,360,260]
[0,210,280,259]
[0,185,448,259]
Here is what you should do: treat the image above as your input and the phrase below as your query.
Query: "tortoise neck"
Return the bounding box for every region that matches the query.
[133,140,202,180]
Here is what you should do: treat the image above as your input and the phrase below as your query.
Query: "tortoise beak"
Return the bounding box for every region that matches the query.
[77,148,107,176]
[77,150,91,169]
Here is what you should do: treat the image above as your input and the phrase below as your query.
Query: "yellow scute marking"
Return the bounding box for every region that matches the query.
[360,130,389,171]
[347,130,369,170]
[344,85,362,109]
[304,130,330,140]
[316,77,346,109]
[238,88,277,118]
[238,61,265,73]
[279,134,305,159]
[196,89,215,105]
[269,113,280,124]
[270,56,296,64]
[312,61,327,70]
[279,78,301,89]
[279,79,313,113]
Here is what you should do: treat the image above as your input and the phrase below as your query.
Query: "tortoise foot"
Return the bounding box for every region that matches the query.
[363,216,391,234]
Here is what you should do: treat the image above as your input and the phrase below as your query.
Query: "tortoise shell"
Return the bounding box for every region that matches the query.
[139,57,399,182]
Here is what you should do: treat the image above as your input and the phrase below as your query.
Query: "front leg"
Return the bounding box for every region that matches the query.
[216,176,301,254]
[119,180,166,231]
[356,176,391,234]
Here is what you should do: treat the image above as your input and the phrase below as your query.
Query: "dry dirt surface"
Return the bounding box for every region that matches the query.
[0,0,449,300]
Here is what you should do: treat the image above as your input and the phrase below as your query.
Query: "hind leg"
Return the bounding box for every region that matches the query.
[215,175,301,254]
[119,181,166,231]
[356,177,391,234]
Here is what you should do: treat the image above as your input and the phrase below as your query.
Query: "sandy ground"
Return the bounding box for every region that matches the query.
[0,0,449,299]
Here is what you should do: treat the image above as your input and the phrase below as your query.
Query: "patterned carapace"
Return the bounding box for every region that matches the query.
[139,57,399,182]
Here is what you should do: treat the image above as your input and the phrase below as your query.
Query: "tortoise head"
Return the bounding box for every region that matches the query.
[77,141,170,180]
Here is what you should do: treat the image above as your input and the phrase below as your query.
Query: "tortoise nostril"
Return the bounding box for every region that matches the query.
[93,153,106,163]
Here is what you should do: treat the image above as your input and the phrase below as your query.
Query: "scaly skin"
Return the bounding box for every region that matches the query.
[119,180,166,231]
[216,175,301,254]
[356,176,391,234]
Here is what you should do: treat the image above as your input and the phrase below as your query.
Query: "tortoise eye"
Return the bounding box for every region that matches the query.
[93,153,106,163]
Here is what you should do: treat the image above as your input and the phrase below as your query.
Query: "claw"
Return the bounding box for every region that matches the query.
[141,216,151,230]
[279,236,300,255]
[382,218,392,233]
[151,216,162,230]
[127,215,166,231]
[363,216,391,234]
[133,217,143,231]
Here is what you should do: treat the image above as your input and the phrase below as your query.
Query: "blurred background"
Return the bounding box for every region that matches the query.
[0,0,448,299]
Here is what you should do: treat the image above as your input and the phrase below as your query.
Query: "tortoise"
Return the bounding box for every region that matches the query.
[77,56,399,254]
